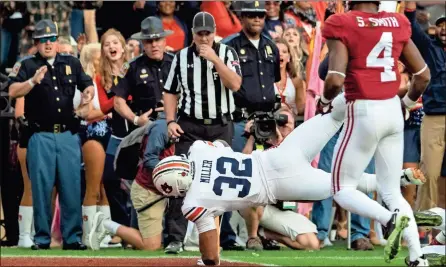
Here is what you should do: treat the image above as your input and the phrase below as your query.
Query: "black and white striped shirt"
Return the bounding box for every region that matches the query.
[164,43,241,120]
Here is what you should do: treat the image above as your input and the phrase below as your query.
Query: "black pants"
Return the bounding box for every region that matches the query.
[163,117,233,245]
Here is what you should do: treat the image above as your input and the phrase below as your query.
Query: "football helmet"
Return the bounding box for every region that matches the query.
[153,155,193,197]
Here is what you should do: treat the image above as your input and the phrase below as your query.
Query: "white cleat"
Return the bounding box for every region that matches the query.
[402,168,426,186]
[89,212,108,251]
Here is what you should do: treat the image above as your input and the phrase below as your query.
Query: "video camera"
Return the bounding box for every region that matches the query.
[247,95,289,143]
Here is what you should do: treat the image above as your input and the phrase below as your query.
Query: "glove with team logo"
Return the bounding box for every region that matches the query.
[315,96,333,115]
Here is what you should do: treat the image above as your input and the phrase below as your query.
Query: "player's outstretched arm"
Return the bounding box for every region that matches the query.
[199,229,220,265]
[322,39,348,102]
[399,39,431,107]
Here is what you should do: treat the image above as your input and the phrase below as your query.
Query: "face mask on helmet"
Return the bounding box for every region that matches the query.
[153,156,193,197]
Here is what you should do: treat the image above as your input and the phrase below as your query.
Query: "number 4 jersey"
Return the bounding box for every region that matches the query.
[181,141,271,233]
[322,10,411,101]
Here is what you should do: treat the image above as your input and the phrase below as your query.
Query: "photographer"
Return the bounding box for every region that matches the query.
[240,106,319,251]
[242,103,293,153]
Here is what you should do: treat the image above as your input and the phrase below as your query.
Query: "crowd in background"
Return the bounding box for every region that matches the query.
[0,0,445,254]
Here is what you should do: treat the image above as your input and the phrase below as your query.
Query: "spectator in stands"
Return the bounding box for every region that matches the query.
[405,2,446,211]
[263,1,285,40]
[0,1,27,73]
[70,1,101,43]
[164,11,242,253]
[156,1,189,52]
[273,38,305,117]
[397,61,422,208]
[282,27,308,81]
[19,2,73,58]
[201,1,242,39]
[126,38,142,60]
[58,37,76,57]
[284,1,317,44]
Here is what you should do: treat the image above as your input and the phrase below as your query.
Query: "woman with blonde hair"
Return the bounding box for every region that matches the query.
[282,27,309,81]
[80,28,130,248]
[273,38,305,117]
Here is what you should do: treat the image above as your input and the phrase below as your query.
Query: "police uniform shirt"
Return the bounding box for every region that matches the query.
[222,31,280,112]
[112,53,173,115]
[8,53,93,126]
[164,43,241,120]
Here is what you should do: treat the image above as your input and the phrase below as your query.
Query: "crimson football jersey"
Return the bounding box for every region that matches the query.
[322,11,412,100]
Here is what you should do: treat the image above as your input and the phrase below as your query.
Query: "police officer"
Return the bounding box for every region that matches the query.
[8,19,94,250]
[113,16,173,126]
[222,1,280,153]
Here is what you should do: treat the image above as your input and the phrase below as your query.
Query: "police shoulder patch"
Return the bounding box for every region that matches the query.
[119,62,130,78]
[9,62,21,77]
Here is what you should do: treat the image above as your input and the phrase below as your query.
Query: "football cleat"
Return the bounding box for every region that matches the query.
[406,254,442,267]
[384,212,410,263]
[414,210,443,228]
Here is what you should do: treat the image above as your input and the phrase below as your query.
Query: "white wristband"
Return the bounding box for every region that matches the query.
[133,116,139,126]
[320,95,332,105]
[28,79,35,87]
[402,94,417,109]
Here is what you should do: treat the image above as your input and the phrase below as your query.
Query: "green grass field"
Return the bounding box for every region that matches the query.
[1,241,409,266]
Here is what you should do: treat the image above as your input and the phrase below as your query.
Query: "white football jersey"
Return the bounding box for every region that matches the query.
[182,140,270,233]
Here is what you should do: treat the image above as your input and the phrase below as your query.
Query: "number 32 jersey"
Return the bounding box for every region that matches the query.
[322,11,411,101]
[182,141,270,231]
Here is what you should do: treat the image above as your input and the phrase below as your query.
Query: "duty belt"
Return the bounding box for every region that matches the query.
[30,123,69,134]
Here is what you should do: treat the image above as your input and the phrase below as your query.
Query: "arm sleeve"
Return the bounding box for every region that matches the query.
[74,58,93,92]
[322,14,347,45]
[404,10,430,55]
[143,122,169,170]
[163,54,181,94]
[183,207,216,234]
[224,46,242,77]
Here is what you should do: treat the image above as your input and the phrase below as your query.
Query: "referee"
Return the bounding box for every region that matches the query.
[164,11,242,150]
[163,11,242,253]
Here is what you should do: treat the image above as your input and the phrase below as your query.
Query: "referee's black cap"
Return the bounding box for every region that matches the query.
[192,12,216,34]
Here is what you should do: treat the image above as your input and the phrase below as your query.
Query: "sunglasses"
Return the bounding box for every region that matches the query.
[39,36,58,43]
[244,12,266,19]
